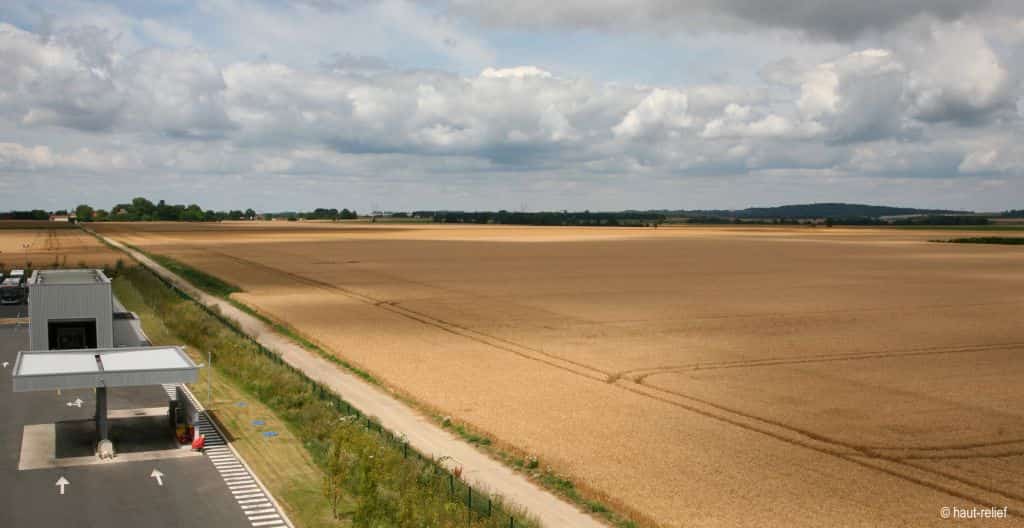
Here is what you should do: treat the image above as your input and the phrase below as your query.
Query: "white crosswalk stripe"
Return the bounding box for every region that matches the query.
[165,382,291,527]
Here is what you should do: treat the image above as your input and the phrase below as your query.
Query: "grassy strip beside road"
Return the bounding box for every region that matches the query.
[123,244,640,528]
[145,251,242,297]
[113,270,343,526]
[933,237,1024,245]
[113,264,535,528]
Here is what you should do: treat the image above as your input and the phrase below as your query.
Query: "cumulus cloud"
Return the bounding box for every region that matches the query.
[900,22,1012,124]
[0,23,233,137]
[613,89,691,139]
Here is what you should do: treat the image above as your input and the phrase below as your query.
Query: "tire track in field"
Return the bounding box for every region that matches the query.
[158,244,1024,515]
[614,380,1024,514]
[206,249,612,382]
[622,341,1024,382]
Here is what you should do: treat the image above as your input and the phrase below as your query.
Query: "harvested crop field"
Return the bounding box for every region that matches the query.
[94,222,1024,527]
[0,221,122,270]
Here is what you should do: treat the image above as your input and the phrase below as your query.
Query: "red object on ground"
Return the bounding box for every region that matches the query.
[192,433,206,451]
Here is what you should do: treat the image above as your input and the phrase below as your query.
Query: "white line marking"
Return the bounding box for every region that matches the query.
[169,381,290,528]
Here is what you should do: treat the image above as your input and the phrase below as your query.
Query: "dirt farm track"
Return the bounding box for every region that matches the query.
[94,222,1024,527]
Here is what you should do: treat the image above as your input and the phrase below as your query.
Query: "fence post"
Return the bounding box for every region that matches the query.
[449,474,454,496]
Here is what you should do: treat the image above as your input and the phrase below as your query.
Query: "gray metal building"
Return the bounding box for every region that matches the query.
[28,269,115,350]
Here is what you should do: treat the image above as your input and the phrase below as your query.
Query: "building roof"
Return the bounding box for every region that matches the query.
[30,269,110,285]
[12,346,199,392]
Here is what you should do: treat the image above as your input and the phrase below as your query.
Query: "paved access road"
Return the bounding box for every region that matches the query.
[0,323,254,528]
[98,227,605,528]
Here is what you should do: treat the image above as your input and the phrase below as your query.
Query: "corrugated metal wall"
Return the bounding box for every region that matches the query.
[29,283,113,350]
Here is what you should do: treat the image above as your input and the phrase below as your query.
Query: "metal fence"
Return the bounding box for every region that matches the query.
[167,278,532,528]
[315,386,528,527]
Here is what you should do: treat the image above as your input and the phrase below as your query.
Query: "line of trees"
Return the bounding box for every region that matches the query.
[269,208,358,221]
[70,198,356,222]
[423,210,665,227]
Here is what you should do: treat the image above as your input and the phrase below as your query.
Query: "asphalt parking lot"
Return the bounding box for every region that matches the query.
[0,320,254,528]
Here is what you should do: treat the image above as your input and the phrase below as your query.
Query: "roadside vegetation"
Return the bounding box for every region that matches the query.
[112,263,535,528]
[143,250,241,298]
[113,273,338,526]
[932,237,1024,245]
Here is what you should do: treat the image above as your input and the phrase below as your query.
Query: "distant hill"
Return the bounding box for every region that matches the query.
[664,203,969,219]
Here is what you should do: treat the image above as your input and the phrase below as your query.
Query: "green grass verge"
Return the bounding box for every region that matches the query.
[932,237,1024,245]
[113,264,535,528]
[893,224,1024,230]
[113,274,344,526]
[145,252,241,297]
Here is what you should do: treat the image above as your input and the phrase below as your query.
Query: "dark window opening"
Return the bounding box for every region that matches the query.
[48,319,98,350]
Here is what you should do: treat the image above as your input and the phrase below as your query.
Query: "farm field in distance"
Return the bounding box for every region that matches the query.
[94,221,1024,527]
[0,221,122,270]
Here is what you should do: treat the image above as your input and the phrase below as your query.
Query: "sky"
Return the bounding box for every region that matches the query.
[1,1,1022,213]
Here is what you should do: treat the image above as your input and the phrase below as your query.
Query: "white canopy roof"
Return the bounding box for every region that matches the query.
[12,346,199,392]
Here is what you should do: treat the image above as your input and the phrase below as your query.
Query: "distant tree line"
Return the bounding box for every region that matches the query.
[679,215,989,226]
[269,208,358,221]
[888,215,990,225]
[0,210,52,220]
[1001,209,1024,218]
[64,197,357,222]
[421,210,666,227]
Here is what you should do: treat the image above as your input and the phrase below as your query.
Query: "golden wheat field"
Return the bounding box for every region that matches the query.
[94,221,1024,527]
[0,221,122,270]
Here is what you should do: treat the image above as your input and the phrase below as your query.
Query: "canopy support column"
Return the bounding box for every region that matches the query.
[96,386,108,441]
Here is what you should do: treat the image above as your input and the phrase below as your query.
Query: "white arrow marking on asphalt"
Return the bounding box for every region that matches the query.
[150,468,164,486]
[2,361,8,369]
[56,476,69,495]
[66,398,83,408]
